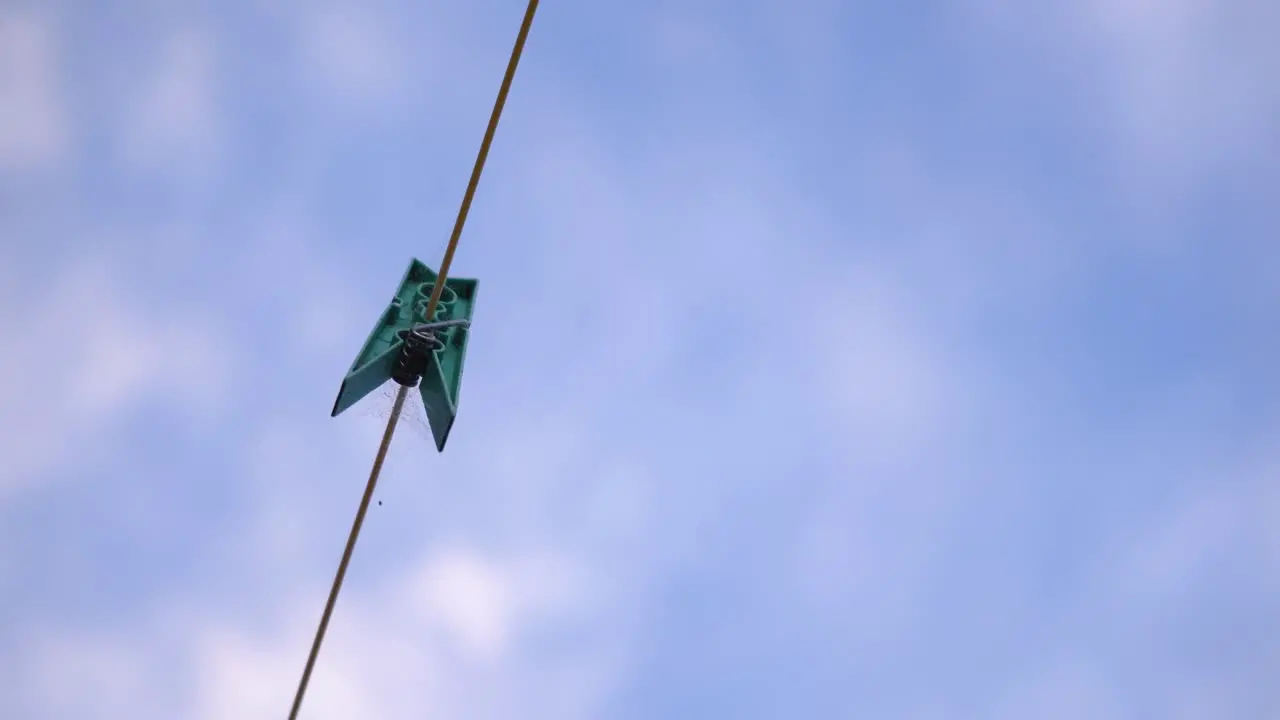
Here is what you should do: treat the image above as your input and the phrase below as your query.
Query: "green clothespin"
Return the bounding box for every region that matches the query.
[330,257,478,451]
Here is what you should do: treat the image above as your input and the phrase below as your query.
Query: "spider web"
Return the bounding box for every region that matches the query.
[358,381,434,446]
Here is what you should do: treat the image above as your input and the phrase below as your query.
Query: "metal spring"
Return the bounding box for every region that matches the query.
[390,326,444,387]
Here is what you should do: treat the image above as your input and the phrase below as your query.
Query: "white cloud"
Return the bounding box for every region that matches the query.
[651,8,734,72]
[0,10,67,172]
[1098,488,1240,615]
[5,537,610,719]
[970,0,1279,207]
[413,548,514,660]
[989,430,1280,718]
[994,656,1123,720]
[193,616,389,719]
[299,3,406,102]
[18,627,176,718]
[1084,0,1277,182]
[754,0,846,91]
[123,27,219,171]
[406,547,592,662]
[0,255,233,498]
[815,268,945,448]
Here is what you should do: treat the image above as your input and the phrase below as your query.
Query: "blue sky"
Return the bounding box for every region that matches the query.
[1,0,1278,717]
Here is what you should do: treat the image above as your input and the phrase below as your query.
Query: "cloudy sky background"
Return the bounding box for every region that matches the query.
[2,0,1278,717]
